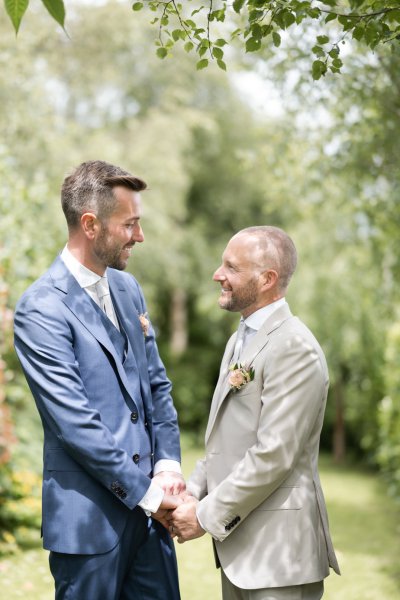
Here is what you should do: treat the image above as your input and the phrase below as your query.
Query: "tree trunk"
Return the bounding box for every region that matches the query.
[169,288,188,356]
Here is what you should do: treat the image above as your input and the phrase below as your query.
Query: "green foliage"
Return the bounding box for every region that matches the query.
[135,0,400,77]
[4,0,65,32]
[4,0,29,34]
[376,322,400,499]
[0,466,42,555]
[4,1,400,75]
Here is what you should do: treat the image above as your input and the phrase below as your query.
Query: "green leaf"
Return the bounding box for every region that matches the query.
[4,0,29,33]
[156,47,168,59]
[198,45,208,57]
[196,58,209,70]
[245,37,261,52]
[317,35,330,44]
[283,11,296,28]
[132,2,143,11]
[312,59,327,80]
[41,0,65,28]
[272,31,281,47]
[233,0,245,13]
[352,25,365,41]
[332,57,343,69]
[172,29,183,41]
[215,38,227,47]
[217,59,227,71]
[184,41,194,52]
[251,23,262,39]
[328,47,340,58]
[212,47,224,60]
[325,12,337,23]
[312,45,325,57]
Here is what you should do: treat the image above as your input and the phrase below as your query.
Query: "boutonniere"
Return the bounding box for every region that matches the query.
[138,312,150,337]
[228,363,255,391]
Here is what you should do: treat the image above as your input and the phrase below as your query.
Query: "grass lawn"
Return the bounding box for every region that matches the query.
[1,443,399,599]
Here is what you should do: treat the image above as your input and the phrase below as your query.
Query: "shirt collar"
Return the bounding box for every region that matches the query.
[60,245,105,289]
[244,297,287,332]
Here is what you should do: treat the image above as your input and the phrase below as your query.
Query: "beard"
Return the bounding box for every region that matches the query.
[94,225,130,271]
[219,277,259,313]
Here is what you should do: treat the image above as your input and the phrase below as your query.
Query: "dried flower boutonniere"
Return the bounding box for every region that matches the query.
[228,363,255,391]
[138,312,150,337]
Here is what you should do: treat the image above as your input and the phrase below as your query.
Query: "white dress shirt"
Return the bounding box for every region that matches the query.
[240,297,287,353]
[60,247,181,514]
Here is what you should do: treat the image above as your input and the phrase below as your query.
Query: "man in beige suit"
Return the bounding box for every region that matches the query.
[170,226,340,599]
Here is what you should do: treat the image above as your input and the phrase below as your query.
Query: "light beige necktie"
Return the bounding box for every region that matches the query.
[231,319,246,365]
[95,277,119,330]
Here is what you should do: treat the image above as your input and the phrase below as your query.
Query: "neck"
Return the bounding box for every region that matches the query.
[67,239,106,276]
[241,295,284,319]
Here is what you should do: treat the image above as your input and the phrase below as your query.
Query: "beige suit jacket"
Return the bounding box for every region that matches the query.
[188,304,340,589]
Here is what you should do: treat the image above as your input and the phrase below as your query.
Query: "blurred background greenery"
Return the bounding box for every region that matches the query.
[0,0,399,595]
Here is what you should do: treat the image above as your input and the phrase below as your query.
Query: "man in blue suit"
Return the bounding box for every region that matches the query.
[14,160,184,599]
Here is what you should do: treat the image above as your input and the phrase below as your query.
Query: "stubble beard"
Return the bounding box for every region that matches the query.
[94,227,128,271]
[219,278,259,313]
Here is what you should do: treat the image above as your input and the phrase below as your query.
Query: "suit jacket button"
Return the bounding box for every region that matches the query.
[132,454,140,464]
[130,412,138,423]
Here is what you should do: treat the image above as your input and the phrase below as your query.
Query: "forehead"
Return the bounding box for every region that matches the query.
[111,186,142,219]
[223,234,261,265]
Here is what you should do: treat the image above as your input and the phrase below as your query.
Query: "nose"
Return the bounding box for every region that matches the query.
[133,223,144,243]
[213,265,225,282]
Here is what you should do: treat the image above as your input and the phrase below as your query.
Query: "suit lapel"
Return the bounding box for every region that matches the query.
[107,269,151,403]
[49,257,136,405]
[108,270,144,364]
[205,305,293,443]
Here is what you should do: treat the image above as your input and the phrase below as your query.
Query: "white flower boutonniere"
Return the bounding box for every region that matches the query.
[138,312,150,337]
[228,363,255,391]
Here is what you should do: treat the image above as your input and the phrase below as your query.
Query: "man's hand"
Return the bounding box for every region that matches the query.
[152,471,186,495]
[152,492,184,529]
[169,496,205,543]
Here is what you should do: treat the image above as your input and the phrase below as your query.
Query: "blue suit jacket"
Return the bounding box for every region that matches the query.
[14,256,180,555]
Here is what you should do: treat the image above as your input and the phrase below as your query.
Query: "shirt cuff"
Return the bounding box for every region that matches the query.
[137,481,164,516]
[153,459,182,475]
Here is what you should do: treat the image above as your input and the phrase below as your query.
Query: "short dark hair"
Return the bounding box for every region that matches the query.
[61,160,147,229]
[239,226,298,292]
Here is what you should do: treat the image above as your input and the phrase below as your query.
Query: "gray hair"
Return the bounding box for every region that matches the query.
[238,226,298,292]
[61,160,147,229]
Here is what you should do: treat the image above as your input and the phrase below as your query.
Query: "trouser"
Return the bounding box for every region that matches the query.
[49,508,180,600]
[221,570,324,600]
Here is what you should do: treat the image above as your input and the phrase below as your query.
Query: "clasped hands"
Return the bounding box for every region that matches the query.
[151,472,205,544]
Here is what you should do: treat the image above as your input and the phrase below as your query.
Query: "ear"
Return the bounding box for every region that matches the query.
[260,269,278,291]
[81,212,100,240]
